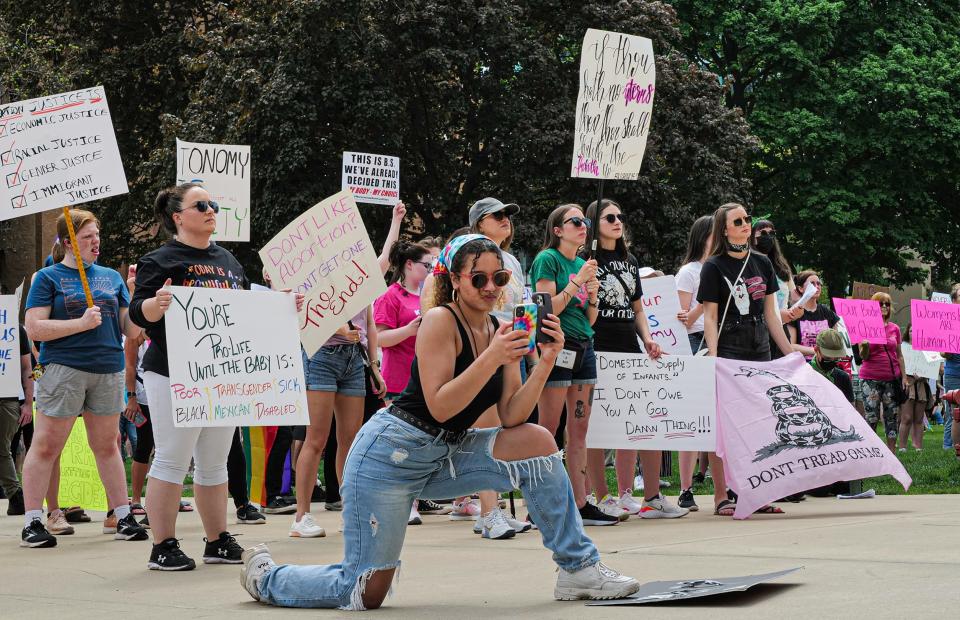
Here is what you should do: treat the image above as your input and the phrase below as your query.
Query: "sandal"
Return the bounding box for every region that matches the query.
[714,499,736,516]
[63,506,91,523]
[130,503,146,515]
[178,500,194,512]
[755,505,785,514]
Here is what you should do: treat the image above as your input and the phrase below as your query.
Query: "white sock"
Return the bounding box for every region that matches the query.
[114,504,131,520]
[25,509,43,528]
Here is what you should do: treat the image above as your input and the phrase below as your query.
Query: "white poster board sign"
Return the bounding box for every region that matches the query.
[587,352,716,451]
[901,342,943,381]
[341,151,400,206]
[571,29,656,180]
[0,86,128,220]
[164,287,308,427]
[176,139,251,242]
[640,275,692,355]
[931,292,951,304]
[259,190,386,355]
[0,295,21,398]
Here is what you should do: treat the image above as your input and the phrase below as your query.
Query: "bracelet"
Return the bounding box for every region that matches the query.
[587,299,598,307]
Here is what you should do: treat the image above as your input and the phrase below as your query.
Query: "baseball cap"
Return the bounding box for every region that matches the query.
[468,197,520,227]
[816,329,846,358]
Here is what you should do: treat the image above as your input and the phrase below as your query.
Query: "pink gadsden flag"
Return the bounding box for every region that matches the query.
[715,353,911,519]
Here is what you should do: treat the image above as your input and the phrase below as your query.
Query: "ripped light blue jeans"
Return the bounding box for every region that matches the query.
[257,409,599,609]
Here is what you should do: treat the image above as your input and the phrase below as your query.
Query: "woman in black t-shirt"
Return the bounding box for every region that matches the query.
[786,270,839,360]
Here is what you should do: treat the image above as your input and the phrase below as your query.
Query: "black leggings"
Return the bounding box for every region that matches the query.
[227,428,249,508]
[132,405,155,464]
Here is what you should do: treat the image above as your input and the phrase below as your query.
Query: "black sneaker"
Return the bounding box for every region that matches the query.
[578,502,619,526]
[263,496,297,515]
[678,488,699,512]
[6,487,24,515]
[237,503,267,524]
[115,513,150,541]
[20,518,57,548]
[417,499,452,515]
[140,514,150,529]
[692,472,705,484]
[203,531,243,564]
[148,537,196,571]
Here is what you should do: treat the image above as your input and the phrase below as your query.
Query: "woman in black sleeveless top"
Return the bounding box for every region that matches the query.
[240,235,640,609]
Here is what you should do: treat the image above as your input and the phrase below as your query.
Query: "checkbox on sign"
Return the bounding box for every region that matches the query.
[10,195,27,210]
[5,172,20,188]
[0,124,7,138]
[0,150,12,166]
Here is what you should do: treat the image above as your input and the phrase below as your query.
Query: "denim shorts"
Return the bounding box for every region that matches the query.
[545,340,598,387]
[35,363,124,418]
[688,331,704,354]
[302,345,366,397]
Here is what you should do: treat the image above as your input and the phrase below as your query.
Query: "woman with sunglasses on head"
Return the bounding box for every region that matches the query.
[697,203,793,516]
[786,270,840,360]
[530,205,615,525]
[241,235,640,608]
[857,292,905,451]
[582,200,688,521]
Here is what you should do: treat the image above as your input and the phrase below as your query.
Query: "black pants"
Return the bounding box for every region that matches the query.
[132,404,154,464]
[718,321,771,362]
[227,428,249,508]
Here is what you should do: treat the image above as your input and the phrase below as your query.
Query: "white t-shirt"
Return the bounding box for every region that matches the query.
[675,260,704,334]
[493,250,527,324]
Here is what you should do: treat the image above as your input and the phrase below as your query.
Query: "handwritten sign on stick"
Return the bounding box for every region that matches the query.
[0,295,21,397]
[0,86,128,221]
[165,287,309,427]
[259,190,386,355]
[59,418,108,511]
[639,275,692,355]
[176,139,251,242]
[587,352,716,451]
[911,299,960,354]
[342,152,400,206]
[832,298,885,344]
[571,29,656,180]
[901,342,942,380]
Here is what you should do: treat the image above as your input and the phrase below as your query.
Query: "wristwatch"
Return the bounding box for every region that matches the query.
[126,391,136,398]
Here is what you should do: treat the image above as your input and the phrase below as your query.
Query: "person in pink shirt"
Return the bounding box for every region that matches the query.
[856,291,906,451]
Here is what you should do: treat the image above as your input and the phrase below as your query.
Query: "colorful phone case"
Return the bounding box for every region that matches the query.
[513,303,538,352]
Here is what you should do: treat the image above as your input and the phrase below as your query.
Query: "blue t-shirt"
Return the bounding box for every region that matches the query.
[944,353,960,378]
[26,262,129,373]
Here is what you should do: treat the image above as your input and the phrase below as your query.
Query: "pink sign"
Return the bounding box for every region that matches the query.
[832,298,885,344]
[911,299,960,353]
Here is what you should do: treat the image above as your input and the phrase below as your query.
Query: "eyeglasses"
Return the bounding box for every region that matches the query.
[457,269,512,289]
[181,200,220,214]
[563,217,591,228]
[414,260,433,269]
[602,213,625,224]
[730,215,751,228]
[756,229,776,238]
[483,211,510,222]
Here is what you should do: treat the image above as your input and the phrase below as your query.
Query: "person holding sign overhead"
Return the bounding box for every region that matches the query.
[21,209,149,548]
[240,234,640,608]
[697,203,793,516]
[131,183,263,570]
[857,292,905,451]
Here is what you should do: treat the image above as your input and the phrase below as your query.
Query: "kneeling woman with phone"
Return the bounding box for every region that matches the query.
[240,234,640,609]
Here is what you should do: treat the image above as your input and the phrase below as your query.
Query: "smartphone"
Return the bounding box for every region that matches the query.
[513,303,539,353]
[531,293,554,344]
[134,409,148,428]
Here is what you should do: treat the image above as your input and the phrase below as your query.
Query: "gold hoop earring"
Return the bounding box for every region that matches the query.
[452,288,459,303]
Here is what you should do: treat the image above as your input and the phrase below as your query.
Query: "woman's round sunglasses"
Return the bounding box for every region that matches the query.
[563,216,591,228]
[602,213,625,224]
[181,200,220,214]
[458,269,512,289]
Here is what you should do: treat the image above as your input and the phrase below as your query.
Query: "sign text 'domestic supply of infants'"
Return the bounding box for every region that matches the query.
[342,151,399,206]
[176,139,251,242]
[0,86,128,220]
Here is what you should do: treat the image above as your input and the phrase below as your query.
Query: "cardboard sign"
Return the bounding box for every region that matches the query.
[164,287,309,427]
[341,151,400,206]
[571,29,656,180]
[58,418,109,511]
[587,352,716,451]
[587,567,802,606]
[931,292,951,304]
[0,295,21,397]
[832,298,886,344]
[901,342,942,381]
[176,139,251,242]
[0,86,128,220]
[911,298,960,353]
[640,275,693,355]
[259,190,386,355]
[852,281,889,300]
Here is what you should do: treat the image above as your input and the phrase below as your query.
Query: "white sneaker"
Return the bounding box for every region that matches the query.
[598,494,630,521]
[554,561,640,600]
[240,543,276,601]
[503,511,532,533]
[408,501,422,526]
[448,498,481,521]
[289,513,326,538]
[480,509,515,540]
[640,494,689,519]
[617,491,643,515]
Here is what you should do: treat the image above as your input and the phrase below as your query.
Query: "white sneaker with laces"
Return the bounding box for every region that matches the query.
[240,543,275,601]
[448,498,480,521]
[598,494,630,521]
[554,561,640,600]
[640,494,689,519]
[289,513,326,538]
[617,491,643,515]
[408,501,422,526]
[480,509,515,540]
[503,511,532,533]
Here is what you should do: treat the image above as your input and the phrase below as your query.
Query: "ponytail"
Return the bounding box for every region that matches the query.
[154,182,201,236]
[387,241,430,286]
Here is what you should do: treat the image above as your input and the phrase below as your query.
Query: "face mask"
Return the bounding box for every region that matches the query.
[755,234,775,254]
[819,358,838,372]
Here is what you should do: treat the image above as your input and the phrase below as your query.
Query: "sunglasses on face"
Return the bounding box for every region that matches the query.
[182,200,220,214]
[563,217,591,228]
[458,269,512,289]
[602,213,625,224]
[414,260,433,269]
[879,302,891,308]
[730,215,751,228]
[483,211,510,222]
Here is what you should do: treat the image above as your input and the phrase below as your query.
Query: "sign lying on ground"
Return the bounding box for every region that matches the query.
[587,567,802,606]
[832,298,886,345]
[176,139,251,242]
[0,86,128,220]
[342,151,400,206]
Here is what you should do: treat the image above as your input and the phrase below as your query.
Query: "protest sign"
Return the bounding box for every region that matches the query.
[852,281,889,300]
[341,152,400,206]
[58,418,108,511]
[587,568,801,606]
[0,295,21,398]
[901,342,942,381]
[0,86,127,221]
[587,352,716,451]
[571,29,656,180]
[176,139,251,242]
[715,354,910,519]
[931,292,951,304]
[911,298,960,353]
[639,275,693,355]
[259,190,386,355]
[832,298,886,344]
[164,286,309,427]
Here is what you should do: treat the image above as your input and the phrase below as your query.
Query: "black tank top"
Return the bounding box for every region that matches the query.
[392,306,503,433]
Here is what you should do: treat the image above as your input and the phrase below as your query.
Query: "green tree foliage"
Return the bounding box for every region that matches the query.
[672,0,960,293]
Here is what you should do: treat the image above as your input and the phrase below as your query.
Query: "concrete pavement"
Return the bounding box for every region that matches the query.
[0,493,955,619]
